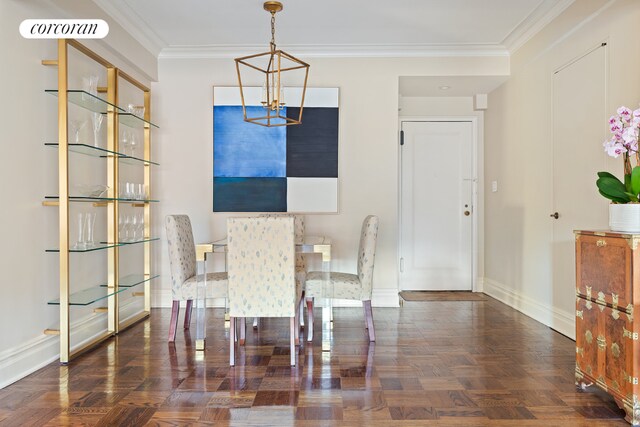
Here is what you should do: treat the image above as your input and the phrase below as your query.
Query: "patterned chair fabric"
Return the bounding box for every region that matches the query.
[165,215,228,301]
[305,215,379,301]
[259,214,306,283]
[227,216,302,318]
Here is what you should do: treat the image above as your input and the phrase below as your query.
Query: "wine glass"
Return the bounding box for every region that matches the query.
[123,214,131,242]
[121,129,131,156]
[91,112,104,148]
[137,213,145,240]
[69,120,86,144]
[131,214,139,241]
[129,132,138,158]
[82,75,98,97]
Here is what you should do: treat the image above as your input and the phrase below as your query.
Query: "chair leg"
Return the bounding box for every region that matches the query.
[299,291,305,329]
[364,300,375,342]
[229,317,236,366]
[184,300,193,329]
[168,301,180,342]
[290,317,296,366]
[294,300,300,346]
[240,317,246,346]
[363,303,368,329]
[253,317,259,329]
[306,297,314,342]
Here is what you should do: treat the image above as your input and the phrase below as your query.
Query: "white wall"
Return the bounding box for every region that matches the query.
[0,0,156,387]
[484,0,640,337]
[152,57,508,308]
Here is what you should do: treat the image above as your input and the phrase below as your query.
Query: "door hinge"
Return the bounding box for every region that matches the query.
[400,257,404,273]
[400,130,404,146]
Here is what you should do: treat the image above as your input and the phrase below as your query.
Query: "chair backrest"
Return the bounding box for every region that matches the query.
[357,215,380,299]
[165,215,197,295]
[259,214,305,268]
[227,216,296,318]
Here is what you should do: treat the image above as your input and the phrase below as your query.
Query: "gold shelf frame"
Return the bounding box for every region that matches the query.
[46,39,154,364]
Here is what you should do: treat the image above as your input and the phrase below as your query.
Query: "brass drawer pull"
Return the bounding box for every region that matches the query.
[596,239,607,247]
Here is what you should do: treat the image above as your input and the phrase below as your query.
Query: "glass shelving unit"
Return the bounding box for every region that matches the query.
[48,285,127,306]
[44,195,159,203]
[119,113,159,129]
[101,274,160,289]
[45,143,159,166]
[45,89,124,114]
[43,39,159,363]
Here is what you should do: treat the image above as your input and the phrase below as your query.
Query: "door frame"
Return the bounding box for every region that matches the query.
[397,116,480,293]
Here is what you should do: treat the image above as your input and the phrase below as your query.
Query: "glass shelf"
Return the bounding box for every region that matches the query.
[101,237,160,246]
[44,143,158,166]
[100,273,159,289]
[48,285,127,306]
[46,243,121,253]
[44,196,160,203]
[119,113,159,129]
[45,90,124,114]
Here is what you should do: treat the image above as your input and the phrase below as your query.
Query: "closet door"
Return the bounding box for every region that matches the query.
[552,44,608,334]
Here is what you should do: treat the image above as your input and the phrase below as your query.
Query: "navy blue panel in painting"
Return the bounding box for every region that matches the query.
[214,106,287,177]
[286,107,339,178]
[213,177,287,212]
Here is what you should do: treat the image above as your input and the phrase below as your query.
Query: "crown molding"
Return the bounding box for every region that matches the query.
[159,43,510,59]
[502,0,575,53]
[91,0,166,57]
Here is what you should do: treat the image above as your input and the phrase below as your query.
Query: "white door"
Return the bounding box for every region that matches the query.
[552,45,608,325]
[400,121,474,291]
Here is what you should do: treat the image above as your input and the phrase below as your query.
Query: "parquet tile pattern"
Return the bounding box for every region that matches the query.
[0,296,630,426]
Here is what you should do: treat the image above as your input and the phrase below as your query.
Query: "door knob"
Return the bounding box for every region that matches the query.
[550,212,559,219]
[464,210,471,216]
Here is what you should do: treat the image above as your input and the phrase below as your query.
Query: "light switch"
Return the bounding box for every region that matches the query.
[491,181,498,192]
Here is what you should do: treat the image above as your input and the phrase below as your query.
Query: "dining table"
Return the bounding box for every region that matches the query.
[194,236,333,352]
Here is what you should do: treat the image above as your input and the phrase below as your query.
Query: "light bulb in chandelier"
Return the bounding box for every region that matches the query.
[261,82,285,111]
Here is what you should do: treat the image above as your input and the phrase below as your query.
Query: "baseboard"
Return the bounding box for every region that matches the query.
[483,277,575,339]
[152,288,400,308]
[0,299,147,389]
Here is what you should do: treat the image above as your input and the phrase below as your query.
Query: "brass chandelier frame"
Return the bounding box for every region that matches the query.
[234,1,310,127]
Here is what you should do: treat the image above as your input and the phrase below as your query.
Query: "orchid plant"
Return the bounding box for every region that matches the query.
[596,106,640,203]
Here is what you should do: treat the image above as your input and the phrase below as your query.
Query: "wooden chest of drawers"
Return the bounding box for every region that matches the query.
[575,230,640,425]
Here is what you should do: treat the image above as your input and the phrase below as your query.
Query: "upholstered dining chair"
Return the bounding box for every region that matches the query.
[257,214,306,329]
[165,215,228,342]
[305,215,379,341]
[227,216,302,366]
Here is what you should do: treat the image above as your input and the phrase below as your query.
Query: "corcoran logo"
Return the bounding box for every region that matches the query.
[19,19,109,39]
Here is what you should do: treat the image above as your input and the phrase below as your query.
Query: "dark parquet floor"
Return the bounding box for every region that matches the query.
[0,296,630,426]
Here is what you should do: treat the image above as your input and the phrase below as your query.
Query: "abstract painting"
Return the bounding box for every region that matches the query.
[213,86,339,212]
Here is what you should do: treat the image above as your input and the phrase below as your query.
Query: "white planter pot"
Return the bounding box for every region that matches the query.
[609,204,640,233]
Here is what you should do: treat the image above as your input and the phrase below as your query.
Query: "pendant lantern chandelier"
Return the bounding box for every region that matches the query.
[234,1,310,127]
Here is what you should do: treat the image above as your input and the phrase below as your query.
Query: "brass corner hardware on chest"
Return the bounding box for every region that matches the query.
[575,230,640,425]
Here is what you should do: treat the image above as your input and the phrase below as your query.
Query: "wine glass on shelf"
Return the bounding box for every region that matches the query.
[91,112,104,148]
[69,120,86,144]
[129,131,138,158]
[123,214,132,242]
[82,75,98,98]
[131,214,139,241]
[137,213,145,240]
[121,129,131,157]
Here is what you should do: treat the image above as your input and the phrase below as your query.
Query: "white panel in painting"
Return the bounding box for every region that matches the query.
[214,87,338,108]
[287,178,338,213]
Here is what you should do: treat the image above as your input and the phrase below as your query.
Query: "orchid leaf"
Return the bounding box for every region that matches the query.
[597,176,633,202]
[631,167,640,195]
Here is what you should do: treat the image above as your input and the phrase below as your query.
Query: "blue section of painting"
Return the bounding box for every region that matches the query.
[213,177,287,212]
[213,106,287,177]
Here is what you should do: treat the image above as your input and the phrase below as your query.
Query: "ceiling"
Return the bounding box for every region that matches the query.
[94,0,574,57]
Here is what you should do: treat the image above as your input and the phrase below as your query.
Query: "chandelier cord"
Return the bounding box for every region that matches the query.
[270,12,277,52]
